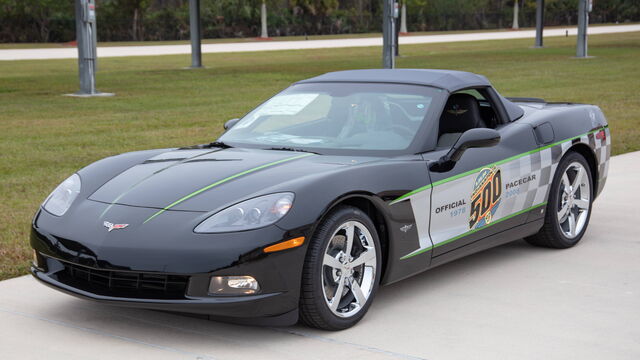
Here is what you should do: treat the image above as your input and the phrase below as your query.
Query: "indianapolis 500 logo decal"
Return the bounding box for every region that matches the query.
[469,166,502,229]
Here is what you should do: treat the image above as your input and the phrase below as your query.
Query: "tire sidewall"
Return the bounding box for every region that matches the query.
[547,152,594,247]
[306,206,382,329]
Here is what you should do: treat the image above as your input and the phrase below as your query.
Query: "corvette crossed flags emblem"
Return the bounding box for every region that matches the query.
[103,221,129,232]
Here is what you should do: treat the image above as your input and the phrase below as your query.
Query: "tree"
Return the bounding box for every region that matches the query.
[106,0,151,41]
[259,0,269,38]
[2,0,640,42]
[405,0,427,31]
[400,1,408,33]
[290,0,339,34]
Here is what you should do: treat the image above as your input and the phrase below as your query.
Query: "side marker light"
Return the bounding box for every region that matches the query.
[263,237,305,253]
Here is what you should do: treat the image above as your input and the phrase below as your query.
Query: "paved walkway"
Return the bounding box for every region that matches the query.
[1,151,639,359]
[1,24,639,61]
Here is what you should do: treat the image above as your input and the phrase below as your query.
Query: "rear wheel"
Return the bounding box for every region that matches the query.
[299,206,381,330]
[526,151,593,248]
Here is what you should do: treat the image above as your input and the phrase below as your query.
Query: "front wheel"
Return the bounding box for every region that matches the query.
[299,206,381,330]
[526,151,593,248]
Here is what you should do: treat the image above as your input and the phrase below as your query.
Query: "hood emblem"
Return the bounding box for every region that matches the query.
[103,221,129,232]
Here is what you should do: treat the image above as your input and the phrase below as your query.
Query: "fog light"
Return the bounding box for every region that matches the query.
[208,276,260,295]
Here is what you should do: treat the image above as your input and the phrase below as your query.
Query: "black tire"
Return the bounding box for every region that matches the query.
[299,205,382,330]
[525,151,594,249]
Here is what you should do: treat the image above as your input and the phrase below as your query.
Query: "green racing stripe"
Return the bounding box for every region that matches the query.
[142,152,313,224]
[99,149,223,219]
[400,202,547,260]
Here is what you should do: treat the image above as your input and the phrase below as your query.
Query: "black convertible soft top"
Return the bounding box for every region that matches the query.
[298,69,490,91]
[297,69,524,122]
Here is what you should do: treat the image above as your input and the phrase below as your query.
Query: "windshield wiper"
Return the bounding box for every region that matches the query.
[265,147,319,154]
[209,141,233,149]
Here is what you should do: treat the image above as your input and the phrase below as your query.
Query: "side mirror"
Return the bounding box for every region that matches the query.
[223,118,240,130]
[431,128,500,172]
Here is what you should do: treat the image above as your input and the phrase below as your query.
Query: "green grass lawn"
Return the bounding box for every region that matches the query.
[1,32,638,280]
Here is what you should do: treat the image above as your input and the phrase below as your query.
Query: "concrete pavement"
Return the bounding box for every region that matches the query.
[1,151,639,359]
[1,24,639,61]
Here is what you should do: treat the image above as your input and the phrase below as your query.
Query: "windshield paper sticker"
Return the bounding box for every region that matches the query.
[235,93,319,129]
[259,93,319,116]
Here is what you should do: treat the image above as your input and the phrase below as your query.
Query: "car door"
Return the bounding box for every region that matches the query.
[428,94,545,257]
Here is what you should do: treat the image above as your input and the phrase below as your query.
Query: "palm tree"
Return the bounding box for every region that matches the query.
[400,1,408,34]
[260,0,269,38]
[512,0,520,29]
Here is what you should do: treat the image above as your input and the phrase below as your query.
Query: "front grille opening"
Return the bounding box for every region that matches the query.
[56,261,189,300]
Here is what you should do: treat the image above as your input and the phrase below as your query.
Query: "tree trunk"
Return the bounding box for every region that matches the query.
[133,8,139,41]
[400,2,408,33]
[260,1,268,38]
[37,8,51,42]
[512,0,519,29]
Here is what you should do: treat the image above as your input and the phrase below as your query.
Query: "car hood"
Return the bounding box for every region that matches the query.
[88,147,380,212]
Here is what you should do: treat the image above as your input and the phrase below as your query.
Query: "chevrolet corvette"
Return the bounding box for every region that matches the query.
[31,69,611,330]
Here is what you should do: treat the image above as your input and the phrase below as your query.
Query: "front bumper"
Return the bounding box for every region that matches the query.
[31,251,301,325]
[30,203,311,325]
[31,258,298,325]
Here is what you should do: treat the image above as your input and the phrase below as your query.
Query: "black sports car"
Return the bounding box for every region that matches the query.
[31,69,610,330]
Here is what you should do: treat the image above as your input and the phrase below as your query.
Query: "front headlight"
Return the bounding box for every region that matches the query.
[194,193,294,233]
[42,174,81,216]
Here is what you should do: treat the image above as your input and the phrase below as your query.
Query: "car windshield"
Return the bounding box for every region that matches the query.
[219,82,442,154]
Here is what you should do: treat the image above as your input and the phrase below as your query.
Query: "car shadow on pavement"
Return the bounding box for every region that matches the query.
[376,239,545,299]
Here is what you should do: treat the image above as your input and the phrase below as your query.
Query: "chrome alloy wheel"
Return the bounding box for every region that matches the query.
[557,162,591,239]
[321,221,377,318]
